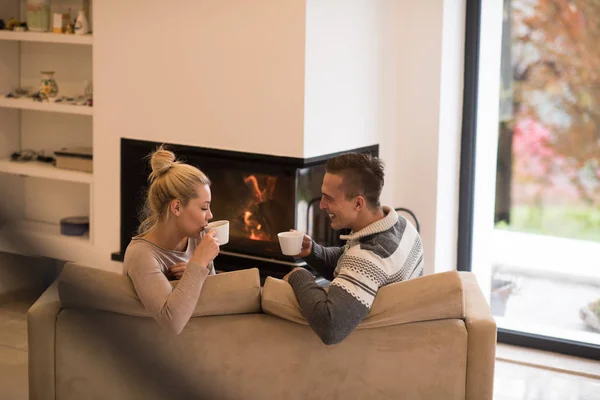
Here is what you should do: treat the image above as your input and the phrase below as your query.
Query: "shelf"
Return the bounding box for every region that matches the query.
[0,30,92,45]
[0,219,92,262]
[0,97,93,115]
[0,159,92,184]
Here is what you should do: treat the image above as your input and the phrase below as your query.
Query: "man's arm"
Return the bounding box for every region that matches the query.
[287,269,370,345]
[303,241,344,281]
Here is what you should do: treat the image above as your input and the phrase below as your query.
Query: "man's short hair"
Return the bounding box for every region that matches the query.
[325,152,385,209]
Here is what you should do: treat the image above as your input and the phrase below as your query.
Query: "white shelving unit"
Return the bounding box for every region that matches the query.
[0,30,92,45]
[0,1,94,263]
[0,159,92,184]
[0,220,93,263]
[0,97,93,115]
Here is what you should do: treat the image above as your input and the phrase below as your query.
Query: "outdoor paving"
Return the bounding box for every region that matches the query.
[491,270,600,341]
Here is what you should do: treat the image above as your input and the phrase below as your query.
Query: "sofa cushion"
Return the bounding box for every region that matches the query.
[261,270,464,328]
[58,263,261,317]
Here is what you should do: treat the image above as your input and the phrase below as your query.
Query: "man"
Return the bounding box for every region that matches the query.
[283,152,423,345]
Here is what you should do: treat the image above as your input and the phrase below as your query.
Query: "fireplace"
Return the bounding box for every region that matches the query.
[112,139,378,278]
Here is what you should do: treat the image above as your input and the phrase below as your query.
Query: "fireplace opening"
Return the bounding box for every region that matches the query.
[112,139,378,278]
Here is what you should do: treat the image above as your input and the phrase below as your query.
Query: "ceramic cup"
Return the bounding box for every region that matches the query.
[206,220,229,246]
[277,231,304,256]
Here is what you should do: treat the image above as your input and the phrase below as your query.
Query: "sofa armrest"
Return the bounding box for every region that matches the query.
[460,272,497,400]
[27,281,61,400]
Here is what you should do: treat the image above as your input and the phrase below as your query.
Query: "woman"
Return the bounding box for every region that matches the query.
[123,146,220,335]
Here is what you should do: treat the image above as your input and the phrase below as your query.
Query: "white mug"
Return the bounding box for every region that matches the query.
[277,231,304,256]
[207,220,229,246]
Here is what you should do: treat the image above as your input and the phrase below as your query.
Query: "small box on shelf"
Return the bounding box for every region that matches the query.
[54,147,93,173]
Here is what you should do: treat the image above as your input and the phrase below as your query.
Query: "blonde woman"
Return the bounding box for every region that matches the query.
[123,146,220,335]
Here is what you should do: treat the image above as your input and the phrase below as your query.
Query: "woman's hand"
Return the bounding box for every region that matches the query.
[168,262,187,280]
[190,230,220,268]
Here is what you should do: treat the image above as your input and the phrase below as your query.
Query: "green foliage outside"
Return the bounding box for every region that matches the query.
[496,205,600,243]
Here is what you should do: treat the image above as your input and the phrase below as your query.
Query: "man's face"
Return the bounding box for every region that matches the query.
[319,173,357,231]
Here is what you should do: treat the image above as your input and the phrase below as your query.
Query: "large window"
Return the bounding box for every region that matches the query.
[461,0,600,358]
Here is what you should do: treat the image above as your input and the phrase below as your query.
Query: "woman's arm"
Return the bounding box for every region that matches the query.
[126,251,209,335]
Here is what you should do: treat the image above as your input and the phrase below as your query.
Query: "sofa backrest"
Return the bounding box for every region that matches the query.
[261,271,465,328]
[58,263,262,317]
[58,263,465,329]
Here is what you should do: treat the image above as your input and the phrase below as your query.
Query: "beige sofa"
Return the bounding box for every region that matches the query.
[28,264,496,400]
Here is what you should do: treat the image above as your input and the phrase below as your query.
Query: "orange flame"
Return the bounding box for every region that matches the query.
[243,209,269,241]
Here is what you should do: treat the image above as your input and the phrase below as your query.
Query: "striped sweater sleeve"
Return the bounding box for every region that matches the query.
[288,269,369,345]
[330,254,385,308]
[303,241,344,281]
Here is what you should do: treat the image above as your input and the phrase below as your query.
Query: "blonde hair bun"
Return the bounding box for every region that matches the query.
[138,145,211,236]
[149,146,177,182]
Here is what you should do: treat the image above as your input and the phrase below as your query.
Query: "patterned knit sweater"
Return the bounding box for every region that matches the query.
[288,206,423,345]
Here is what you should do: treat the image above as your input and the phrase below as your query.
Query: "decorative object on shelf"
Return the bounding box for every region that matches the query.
[14,23,28,32]
[15,88,30,97]
[6,17,21,30]
[52,12,69,33]
[9,91,90,106]
[0,19,5,30]
[5,88,31,99]
[84,80,93,104]
[10,149,37,162]
[59,216,89,236]
[9,149,54,163]
[39,71,59,100]
[53,95,89,106]
[26,0,50,32]
[65,21,75,34]
[74,9,89,35]
[54,147,93,172]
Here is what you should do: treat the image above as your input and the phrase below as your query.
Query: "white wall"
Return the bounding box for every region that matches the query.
[392,0,464,275]
[303,0,388,158]
[303,0,400,225]
[94,0,306,156]
[435,0,466,272]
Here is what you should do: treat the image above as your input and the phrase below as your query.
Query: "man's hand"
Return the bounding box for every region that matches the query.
[168,262,187,280]
[291,231,313,258]
[282,267,306,282]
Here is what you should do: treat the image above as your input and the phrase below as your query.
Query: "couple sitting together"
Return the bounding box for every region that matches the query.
[123,146,424,344]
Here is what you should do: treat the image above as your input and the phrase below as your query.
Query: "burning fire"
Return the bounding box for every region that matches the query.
[243,211,267,241]
[241,175,277,241]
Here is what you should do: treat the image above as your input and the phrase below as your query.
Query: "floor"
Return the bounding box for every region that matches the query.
[1,291,600,399]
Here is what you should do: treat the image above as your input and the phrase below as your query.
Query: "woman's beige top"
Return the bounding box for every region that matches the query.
[122,235,216,334]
